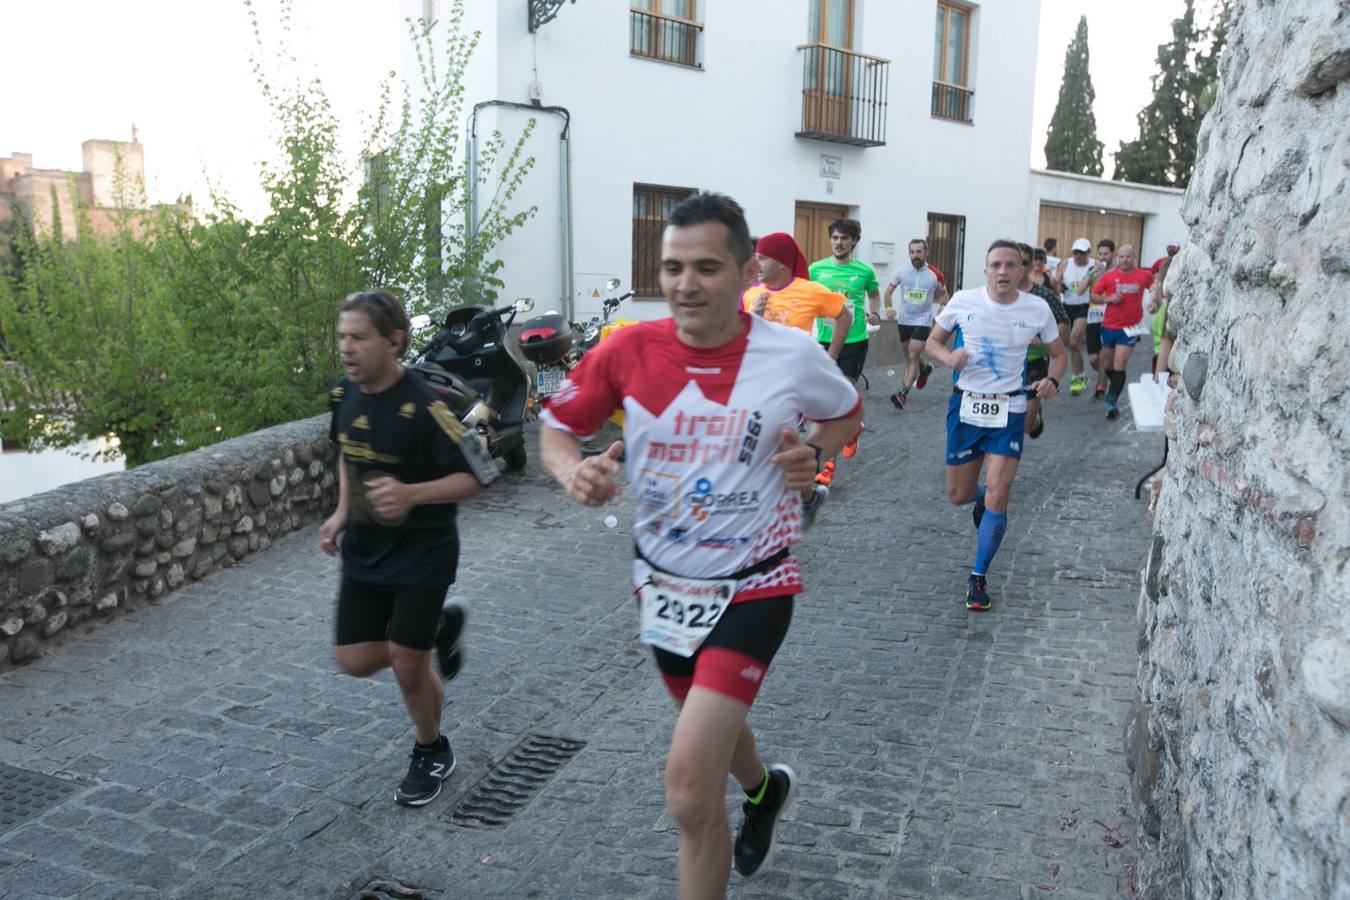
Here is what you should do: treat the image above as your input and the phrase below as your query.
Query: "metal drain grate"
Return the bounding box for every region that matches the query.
[347,877,438,899]
[0,764,82,834]
[448,734,585,828]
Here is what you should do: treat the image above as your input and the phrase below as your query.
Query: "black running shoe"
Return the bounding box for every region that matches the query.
[734,764,797,879]
[1029,409,1045,439]
[966,574,992,611]
[395,737,456,807]
[801,485,828,530]
[1105,398,1119,420]
[434,603,466,681]
[972,500,985,530]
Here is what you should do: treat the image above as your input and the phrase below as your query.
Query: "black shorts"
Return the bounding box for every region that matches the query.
[1066,304,1089,323]
[898,324,931,343]
[820,340,869,380]
[1025,357,1050,384]
[1086,322,1103,355]
[652,595,793,706]
[336,580,448,649]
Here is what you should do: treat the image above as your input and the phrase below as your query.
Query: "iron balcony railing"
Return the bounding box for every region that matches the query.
[931,80,974,124]
[630,8,702,68]
[795,43,889,148]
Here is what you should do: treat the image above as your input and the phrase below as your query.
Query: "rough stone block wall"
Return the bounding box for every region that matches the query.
[0,416,336,671]
[1127,1,1350,897]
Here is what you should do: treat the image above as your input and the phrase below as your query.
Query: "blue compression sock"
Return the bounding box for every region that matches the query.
[973,509,1007,576]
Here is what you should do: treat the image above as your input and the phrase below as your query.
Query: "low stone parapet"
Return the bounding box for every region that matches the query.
[0,415,336,669]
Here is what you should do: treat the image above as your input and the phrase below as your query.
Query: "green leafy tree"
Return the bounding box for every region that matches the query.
[0,195,188,465]
[1113,0,1228,186]
[0,0,536,466]
[1044,17,1104,177]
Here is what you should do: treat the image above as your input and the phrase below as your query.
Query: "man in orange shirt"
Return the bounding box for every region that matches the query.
[744,232,852,488]
[743,233,852,360]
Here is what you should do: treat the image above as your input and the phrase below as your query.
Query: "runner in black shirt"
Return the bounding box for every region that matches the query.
[320,289,496,807]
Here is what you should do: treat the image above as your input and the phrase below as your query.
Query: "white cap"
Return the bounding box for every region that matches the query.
[1071,238,1092,253]
[1167,239,1181,248]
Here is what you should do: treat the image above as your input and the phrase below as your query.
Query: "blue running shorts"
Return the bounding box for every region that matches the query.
[946,392,1026,465]
[1100,327,1139,348]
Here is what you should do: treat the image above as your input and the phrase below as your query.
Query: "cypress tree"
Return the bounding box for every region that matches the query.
[1113,0,1225,187]
[1044,16,1104,176]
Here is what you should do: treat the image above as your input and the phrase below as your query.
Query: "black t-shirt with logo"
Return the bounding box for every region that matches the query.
[328,371,474,590]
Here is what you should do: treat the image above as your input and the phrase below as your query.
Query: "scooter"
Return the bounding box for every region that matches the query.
[407,297,535,474]
[518,279,635,401]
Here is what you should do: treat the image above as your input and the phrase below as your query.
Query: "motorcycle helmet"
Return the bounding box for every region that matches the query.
[518,313,574,365]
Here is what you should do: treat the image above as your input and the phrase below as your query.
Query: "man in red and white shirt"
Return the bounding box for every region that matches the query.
[540,192,861,896]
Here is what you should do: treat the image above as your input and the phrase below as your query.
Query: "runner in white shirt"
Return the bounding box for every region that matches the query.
[925,240,1067,611]
[539,192,861,898]
[881,238,948,409]
[1056,237,1095,394]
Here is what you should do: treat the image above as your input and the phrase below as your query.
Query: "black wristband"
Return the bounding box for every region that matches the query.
[805,442,825,472]
[1047,376,1060,389]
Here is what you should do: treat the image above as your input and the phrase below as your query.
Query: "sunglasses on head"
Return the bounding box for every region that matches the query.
[356,291,392,313]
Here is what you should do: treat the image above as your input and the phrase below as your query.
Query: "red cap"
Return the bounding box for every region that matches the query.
[755,232,809,280]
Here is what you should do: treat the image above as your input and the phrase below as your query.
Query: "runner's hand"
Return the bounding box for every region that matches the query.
[949,348,971,370]
[1031,378,1059,400]
[866,312,881,325]
[885,307,896,320]
[563,440,624,507]
[319,513,344,557]
[366,476,413,521]
[772,428,818,492]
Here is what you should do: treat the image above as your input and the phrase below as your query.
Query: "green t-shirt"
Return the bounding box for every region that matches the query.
[809,257,879,344]
[1151,301,1168,353]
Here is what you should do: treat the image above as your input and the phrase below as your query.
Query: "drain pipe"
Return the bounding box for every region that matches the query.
[468,101,573,321]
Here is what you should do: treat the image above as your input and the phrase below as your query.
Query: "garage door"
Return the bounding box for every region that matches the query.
[1037,204,1144,258]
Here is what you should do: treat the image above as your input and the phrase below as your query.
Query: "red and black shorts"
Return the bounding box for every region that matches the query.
[651,595,793,707]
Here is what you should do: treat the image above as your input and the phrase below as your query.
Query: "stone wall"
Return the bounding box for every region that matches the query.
[0,416,335,671]
[1127,1,1350,898]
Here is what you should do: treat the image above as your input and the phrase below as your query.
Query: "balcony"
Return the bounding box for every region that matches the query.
[931,81,974,124]
[795,43,889,148]
[630,8,702,69]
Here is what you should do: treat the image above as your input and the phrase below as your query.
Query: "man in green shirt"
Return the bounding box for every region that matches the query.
[810,218,880,480]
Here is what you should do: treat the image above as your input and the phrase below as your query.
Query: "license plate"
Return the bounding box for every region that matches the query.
[536,368,565,396]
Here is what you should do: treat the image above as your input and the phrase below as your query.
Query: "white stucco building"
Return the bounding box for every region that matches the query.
[403,0,1184,320]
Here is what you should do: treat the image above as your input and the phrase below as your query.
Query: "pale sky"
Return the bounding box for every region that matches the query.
[2,1,1220,219]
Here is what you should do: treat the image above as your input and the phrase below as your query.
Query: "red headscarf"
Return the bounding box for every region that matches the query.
[754,232,809,280]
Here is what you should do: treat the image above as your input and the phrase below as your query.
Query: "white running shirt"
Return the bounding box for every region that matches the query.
[1061,259,1095,306]
[935,288,1060,414]
[542,313,860,602]
[887,264,944,326]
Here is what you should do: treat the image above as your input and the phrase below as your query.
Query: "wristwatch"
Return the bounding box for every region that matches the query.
[1047,377,1060,390]
[805,442,825,473]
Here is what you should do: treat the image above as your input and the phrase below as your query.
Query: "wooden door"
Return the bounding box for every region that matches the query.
[794,201,849,267]
[1037,203,1145,260]
[803,0,854,135]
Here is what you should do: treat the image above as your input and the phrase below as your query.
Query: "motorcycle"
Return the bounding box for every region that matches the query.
[407,296,536,475]
[519,278,635,403]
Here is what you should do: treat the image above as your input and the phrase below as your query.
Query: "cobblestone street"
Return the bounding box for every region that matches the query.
[0,360,1159,899]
